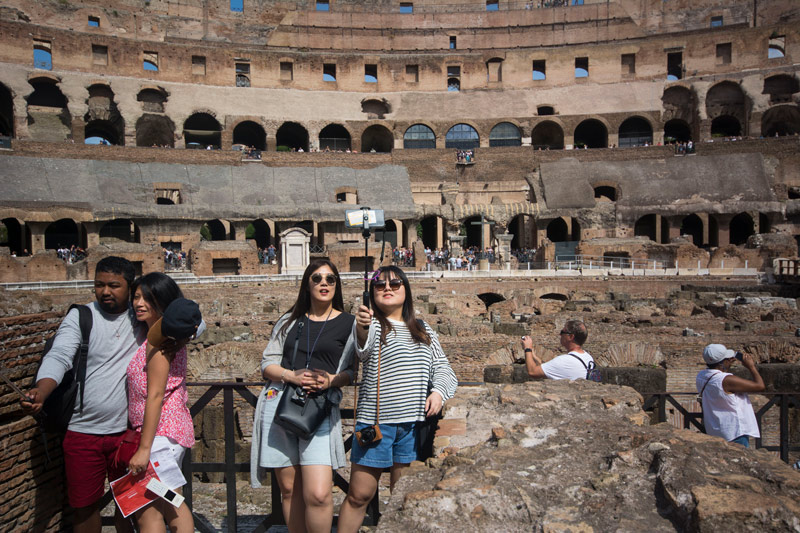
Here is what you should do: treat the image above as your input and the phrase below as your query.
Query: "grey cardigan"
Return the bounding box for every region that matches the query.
[250,313,356,487]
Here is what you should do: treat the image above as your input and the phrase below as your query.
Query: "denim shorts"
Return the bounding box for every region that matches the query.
[350,422,418,469]
[259,387,332,467]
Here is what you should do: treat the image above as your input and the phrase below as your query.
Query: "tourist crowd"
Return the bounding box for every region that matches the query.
[456,150,475,163]
[56,245,86,264]
[163,247,188,270]
[257,245,277,264]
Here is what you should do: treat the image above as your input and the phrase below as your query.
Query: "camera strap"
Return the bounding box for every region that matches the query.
[289,320,305,371]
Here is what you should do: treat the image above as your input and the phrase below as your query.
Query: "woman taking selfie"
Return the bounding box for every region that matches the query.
[338,266,457,533]
[126,273,200,532]
[250,258,355,533]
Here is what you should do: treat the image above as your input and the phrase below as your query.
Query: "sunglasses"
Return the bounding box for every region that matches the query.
[373,278,403,291]
[310,273,337,285]
[559,330,571,335]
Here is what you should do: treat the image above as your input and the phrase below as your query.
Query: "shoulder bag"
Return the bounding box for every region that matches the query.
[273,319,332,439]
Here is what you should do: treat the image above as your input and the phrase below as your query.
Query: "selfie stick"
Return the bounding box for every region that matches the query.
[362,207,371,308]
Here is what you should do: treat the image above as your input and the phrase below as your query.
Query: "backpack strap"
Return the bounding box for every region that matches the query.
[568,352,596,379]
[70,304,93,413]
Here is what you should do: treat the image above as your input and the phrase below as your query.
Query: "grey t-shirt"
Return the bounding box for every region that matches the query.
[36,302,145,434]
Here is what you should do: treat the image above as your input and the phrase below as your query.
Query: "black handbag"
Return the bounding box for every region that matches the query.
[273,319,332,439]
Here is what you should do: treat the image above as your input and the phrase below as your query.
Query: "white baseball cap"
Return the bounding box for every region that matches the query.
[703,344,735,365]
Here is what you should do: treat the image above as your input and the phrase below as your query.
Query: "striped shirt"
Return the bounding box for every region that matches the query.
[355,318,458,425]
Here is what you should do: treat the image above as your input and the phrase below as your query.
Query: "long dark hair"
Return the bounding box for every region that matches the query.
[370,265,430,346]
[279,258,345,336]
[131,272,184,317]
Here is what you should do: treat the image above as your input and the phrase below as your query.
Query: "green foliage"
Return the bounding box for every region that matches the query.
[200,224,211,241]
[0,225,8,244]
[276,145,291,152]
[245,223,255,239]
[416,223,423,238]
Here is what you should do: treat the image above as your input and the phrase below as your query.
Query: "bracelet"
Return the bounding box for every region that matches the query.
[524,348,533,353]
[280,369,288,383]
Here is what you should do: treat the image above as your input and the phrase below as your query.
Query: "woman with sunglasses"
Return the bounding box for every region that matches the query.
[250,258,356,533]
[338,266,457,533]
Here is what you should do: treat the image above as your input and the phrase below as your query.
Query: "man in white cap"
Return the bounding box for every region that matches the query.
[696,344,764,447]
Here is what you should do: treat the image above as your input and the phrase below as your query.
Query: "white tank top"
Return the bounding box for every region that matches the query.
[696,369,760,441]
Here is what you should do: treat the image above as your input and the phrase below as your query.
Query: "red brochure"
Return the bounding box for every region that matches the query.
[110,462,160,518]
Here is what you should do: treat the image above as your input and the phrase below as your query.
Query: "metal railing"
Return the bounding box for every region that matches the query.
[93,386,797,531]
[643,392,800,462]
[553,254,671,270]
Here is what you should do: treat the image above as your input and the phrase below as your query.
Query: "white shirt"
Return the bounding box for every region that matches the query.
[541,351,594,381]
[696,369,760,441]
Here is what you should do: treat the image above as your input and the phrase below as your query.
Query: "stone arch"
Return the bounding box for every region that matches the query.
[361,98,391,119]
[463,215,495,249]
[276,121,308,151]
[486,57,504,82]
[0,82,13,137]
[1,218,29,255]
[489,122,521,147]
[137,86,168,113]
[592,181,619,202]
[477,292,505,309]
[45,218,81,249]
[509,214,537,249]
[763,74,799,105]
[136,114,175,147]
[706,81,749,135]
[201,219,233,241]
[384,219,404,249]
[184,112,222,149]
[84,84,124,145]
[445,123,479,150]
[26,77,70,142]
[99,219,140,243]
[664,119,692,143]
[319,123,351,151]
[661,85,696,123]
[404,123,436,149]
[419,216,444,249]
[634,214,657,242]
[247,219,273,248]
[574,119,608,148]
[761,105,800,137]
[361,124,393,153]
[711,115,741,137]
[729,212,754,245]
[680,214,704,246]
[547,218,568,242]
[618,116,653,147]
[233,120,267,151]
[531,120,564,149]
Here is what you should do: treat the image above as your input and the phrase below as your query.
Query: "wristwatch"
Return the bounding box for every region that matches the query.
[524,348,533,353]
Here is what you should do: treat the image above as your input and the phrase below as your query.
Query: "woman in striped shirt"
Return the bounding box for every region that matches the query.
[338,266,457,533]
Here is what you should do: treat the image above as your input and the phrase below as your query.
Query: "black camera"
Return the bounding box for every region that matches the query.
[290,387,307,406]
[735,351,744,361]
[355,424,382,447]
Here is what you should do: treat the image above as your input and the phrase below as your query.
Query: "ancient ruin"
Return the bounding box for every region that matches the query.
[1,0,800,530]
[0,0,798,279]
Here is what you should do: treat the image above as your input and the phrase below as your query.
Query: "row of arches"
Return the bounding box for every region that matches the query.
[0,211,773,258]
[4,75,799,148]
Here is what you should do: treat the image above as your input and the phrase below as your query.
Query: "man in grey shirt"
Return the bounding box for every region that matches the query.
[23,256,143,533]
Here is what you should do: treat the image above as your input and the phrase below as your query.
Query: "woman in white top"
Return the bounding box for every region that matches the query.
[337,266,457,533]
[696,343,764,447]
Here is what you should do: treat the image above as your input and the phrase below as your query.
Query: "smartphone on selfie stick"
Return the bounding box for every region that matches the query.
[345,207,385,327]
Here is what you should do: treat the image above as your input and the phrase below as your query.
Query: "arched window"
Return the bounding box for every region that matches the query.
[276,121,309,151]
[618,117,653,147]
[233,121,267,151]
[445,124,479,150]
[184,113,222,149]
[319,124,351,151]
[531,121,564,150]
[574,119,607,148]
[489,122,521,147]
[404,124,435,149]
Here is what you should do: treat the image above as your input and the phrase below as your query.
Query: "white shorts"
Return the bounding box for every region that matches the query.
[150,435,188,490]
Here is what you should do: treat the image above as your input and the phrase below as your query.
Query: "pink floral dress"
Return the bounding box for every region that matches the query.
[126,340,194,449]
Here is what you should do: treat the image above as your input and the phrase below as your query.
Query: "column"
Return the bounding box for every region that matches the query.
[28,222,47,254]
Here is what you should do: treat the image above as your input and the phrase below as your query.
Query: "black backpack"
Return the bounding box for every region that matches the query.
[568,352,602,382]
[38,304,93,432]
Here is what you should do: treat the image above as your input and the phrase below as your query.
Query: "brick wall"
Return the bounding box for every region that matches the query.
[0,311,68,532]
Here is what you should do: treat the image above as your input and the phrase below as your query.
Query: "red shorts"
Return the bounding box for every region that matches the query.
[62,430,127,508]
